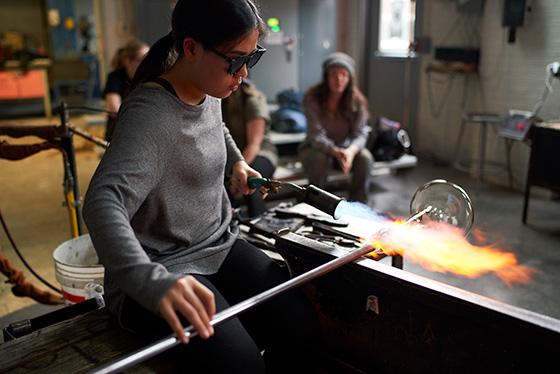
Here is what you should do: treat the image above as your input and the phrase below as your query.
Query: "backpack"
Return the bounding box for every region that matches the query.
[270,89,307,133]
[368,117,411,161]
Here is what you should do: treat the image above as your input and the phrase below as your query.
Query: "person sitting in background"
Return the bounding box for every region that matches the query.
[222,78,278,217]
[102,39,149,141]
[299,52,373,203]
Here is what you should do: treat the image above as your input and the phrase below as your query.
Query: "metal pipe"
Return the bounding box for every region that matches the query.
[89,239,379,374]
[67,124,109,149]
[58,101,83,236]
[89,211,426,374]
[90,179,470,374]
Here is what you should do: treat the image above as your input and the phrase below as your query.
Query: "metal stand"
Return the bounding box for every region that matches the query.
[58,101,83,236]
[453,113,510,184]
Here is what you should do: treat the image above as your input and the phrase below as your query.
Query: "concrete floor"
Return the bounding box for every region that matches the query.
[371,162,560,320]
[1,116,560,331]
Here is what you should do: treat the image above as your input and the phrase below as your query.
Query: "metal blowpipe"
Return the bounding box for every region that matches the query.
[89,179,473,374]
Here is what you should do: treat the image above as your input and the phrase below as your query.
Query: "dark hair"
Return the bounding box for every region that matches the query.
[132,0,266,88]
[308,70,369,121]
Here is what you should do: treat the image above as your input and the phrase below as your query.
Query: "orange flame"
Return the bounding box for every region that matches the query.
[366,220,534,285]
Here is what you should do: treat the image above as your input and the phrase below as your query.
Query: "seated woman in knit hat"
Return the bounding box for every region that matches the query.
[299,52,373,203]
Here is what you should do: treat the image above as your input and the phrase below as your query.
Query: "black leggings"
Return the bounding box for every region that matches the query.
[120,239,319,373]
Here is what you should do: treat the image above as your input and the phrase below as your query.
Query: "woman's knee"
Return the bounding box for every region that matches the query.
[353,149,374,175]
[356,148,374,166]
[200,317,266,373]
[300,148,330,184]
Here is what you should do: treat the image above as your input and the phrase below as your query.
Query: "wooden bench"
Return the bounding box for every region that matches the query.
[0,307,177,373]
[273,153,418,184]
[268,130,418,186]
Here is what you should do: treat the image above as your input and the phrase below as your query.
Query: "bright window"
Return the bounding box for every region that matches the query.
[378,0,416,55]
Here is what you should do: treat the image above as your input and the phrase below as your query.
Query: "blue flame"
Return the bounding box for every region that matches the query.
[334,200,388,223]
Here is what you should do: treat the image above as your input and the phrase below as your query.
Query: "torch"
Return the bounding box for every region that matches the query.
[89,179,474,374]
[247,177,344,218]
[247,177,474,232]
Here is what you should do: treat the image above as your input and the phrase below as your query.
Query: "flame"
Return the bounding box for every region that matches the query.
[366,220,534,285]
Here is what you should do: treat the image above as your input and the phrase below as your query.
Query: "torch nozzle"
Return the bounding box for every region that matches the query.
[246,177,344,219]
[302,185,344,219]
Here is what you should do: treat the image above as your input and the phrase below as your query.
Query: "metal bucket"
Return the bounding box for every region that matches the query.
[52,234,104,304]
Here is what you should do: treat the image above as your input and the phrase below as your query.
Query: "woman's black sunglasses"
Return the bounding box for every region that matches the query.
[210,45,267,75]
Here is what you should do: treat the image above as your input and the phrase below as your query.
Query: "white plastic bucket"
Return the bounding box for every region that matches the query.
[52,234,104,304]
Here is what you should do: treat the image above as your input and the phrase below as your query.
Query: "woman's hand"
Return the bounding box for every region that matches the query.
[340,146,358,174]
[158,275,216,344]
[332,146,358,175]
[230,160,261,198]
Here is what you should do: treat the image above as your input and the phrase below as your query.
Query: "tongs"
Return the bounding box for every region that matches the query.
[247,176,305,199]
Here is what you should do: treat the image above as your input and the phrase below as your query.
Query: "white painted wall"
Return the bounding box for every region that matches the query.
[416,0,560,189]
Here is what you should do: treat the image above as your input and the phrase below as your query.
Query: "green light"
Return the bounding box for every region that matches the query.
[267,17,281,32]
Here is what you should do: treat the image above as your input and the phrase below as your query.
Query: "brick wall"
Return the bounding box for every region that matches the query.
[416,0,560,189]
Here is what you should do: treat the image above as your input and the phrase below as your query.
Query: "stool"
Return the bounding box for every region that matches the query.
[453,113,511,184]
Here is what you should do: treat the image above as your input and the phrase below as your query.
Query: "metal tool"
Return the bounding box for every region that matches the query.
[309,221,361,241]
[89,179,474,374]
[300,231,359,248]
[248,177,344,218]
[273,206,348,227]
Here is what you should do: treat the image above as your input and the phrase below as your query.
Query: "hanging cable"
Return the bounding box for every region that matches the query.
[532,63,558,117]
[0,208,62,294]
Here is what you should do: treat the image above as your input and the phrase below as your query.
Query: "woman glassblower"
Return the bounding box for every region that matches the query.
[83,1,318,372]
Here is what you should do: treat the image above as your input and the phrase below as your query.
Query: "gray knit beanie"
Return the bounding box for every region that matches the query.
[322,52,355,78]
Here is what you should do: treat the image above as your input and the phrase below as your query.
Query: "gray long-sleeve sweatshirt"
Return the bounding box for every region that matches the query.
[300,92,370,154]
[83,84,243,318]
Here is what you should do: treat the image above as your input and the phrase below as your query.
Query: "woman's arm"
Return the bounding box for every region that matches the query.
[105,92,122,113]
[347,104,370,151]
[223,123,244,174]
[243,117,266,163]
[303,94,336,153]
[103,70,125,113]
[222,123,260,197]
[83,101,178,314]
[242,89,270,163]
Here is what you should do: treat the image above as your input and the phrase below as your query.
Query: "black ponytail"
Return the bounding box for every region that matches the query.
[131,0,265,90]
[131,32,175,89]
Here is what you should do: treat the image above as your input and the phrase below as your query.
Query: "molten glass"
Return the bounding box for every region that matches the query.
[409,179,474,235]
